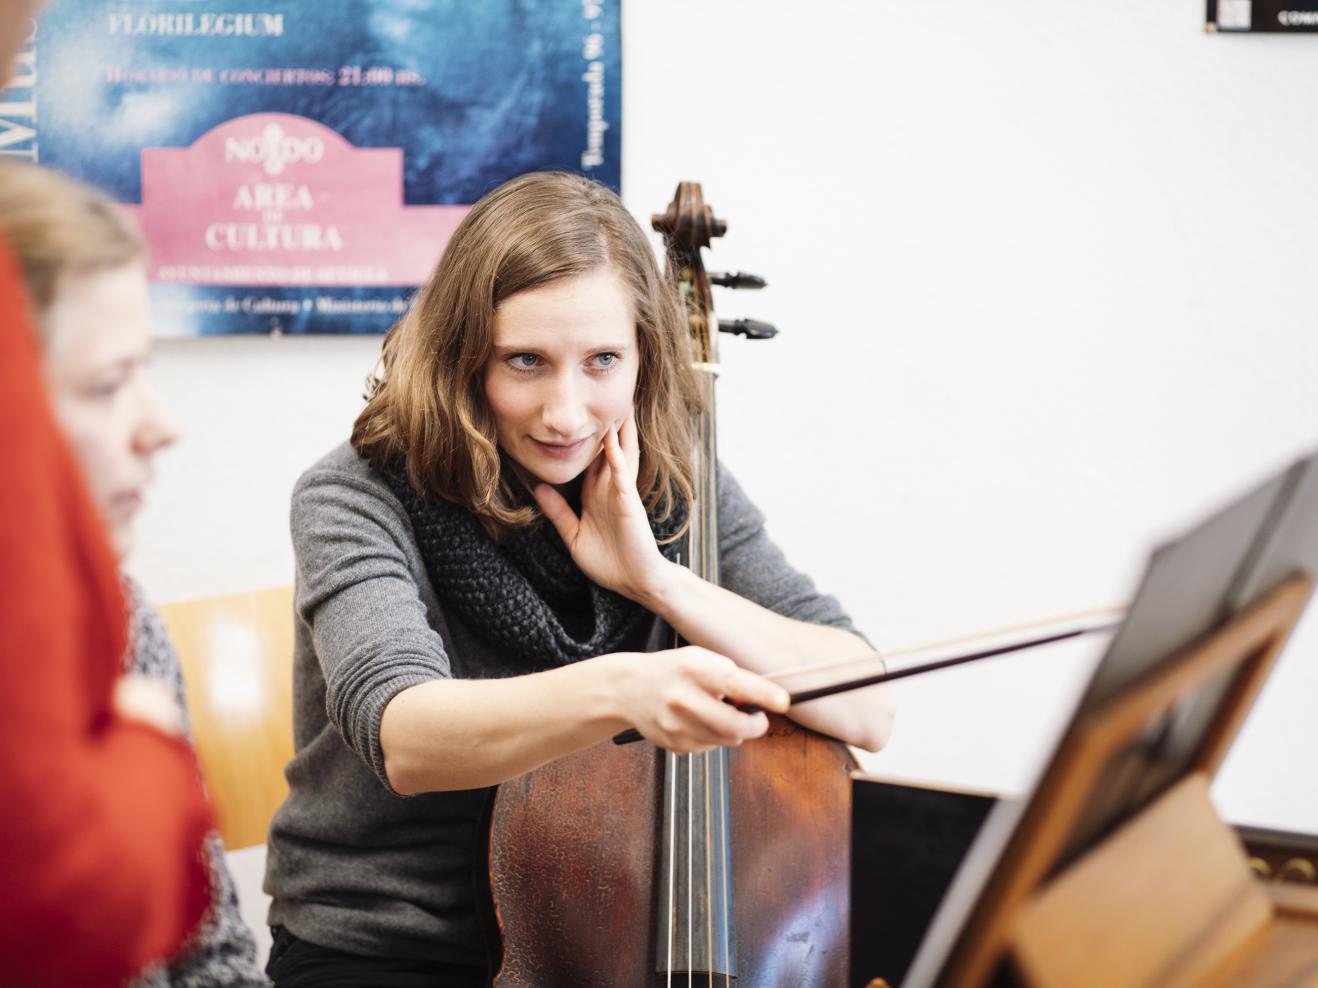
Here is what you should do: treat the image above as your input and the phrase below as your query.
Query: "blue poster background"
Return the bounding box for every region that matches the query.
[4,0,622,334]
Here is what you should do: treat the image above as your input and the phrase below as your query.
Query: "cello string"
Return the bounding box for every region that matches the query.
[764,605,1127,684]
[667,749,677,988]
[697,503,714,987]
[718,747,731,987]
[667,553,682,988]
[704,749,713,984]
[716,748,727,985]
[690,753,701,985]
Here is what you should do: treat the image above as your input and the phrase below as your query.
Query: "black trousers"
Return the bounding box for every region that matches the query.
[266,927,488,988]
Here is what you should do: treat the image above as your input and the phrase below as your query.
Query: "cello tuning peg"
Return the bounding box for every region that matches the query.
[718,318,778,340]
[710,271,767,290]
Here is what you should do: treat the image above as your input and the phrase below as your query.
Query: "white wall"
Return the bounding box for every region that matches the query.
[132,1,1318,831]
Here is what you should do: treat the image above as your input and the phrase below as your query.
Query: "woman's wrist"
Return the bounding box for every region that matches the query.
[632,557,689,618]
[584,650,643,730]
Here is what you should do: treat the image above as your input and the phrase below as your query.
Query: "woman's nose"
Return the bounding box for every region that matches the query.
[540,373,589,438]
[132,379,180,456]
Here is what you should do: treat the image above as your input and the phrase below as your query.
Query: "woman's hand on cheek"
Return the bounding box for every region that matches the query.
[532,419,674,604]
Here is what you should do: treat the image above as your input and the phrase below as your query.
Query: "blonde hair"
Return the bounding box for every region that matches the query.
[0,160,143,343]
[352,171,700,541]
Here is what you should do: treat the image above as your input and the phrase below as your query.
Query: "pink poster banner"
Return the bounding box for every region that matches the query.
[128,112,468,288]
[16,0,621,333]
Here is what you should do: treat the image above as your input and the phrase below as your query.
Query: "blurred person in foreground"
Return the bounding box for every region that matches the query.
[0,156,271,986]
[0,13,242,979]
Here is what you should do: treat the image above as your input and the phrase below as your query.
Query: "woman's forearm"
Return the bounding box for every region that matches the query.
[639,561,895,752]
[379,659,627,794]
[379,645,792,794]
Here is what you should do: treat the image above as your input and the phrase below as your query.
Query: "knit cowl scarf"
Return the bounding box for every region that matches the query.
[383,461,687,671]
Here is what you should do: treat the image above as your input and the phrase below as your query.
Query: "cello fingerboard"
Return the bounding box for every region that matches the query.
[656,747,738,979]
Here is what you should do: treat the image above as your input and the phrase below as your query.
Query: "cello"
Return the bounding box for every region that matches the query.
[481,182,858,986]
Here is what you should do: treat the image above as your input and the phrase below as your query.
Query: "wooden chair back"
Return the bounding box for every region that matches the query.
[158,586,295,851]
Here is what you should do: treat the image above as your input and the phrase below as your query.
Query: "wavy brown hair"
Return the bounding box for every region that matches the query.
[352,172,700,541]
[0,160,143,342]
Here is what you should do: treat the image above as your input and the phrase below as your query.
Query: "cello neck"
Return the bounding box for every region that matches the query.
[653,179,722,585]
[650,181,737,980]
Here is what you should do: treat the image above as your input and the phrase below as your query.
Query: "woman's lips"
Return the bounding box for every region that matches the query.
[530,436,591,460]
[110,490,143,516]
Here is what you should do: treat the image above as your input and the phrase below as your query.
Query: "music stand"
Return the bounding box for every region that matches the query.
[887,450,1318,988]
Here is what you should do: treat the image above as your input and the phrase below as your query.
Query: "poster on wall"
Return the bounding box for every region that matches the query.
[1,1,621,335]
[1208,0,1318,31]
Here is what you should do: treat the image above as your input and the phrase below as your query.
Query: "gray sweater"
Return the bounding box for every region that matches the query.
[265,441,861,966]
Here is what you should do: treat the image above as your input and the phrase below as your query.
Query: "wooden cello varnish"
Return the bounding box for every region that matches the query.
[482,183,855,987]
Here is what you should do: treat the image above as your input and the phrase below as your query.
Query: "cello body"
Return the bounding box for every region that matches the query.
[482,182,856,987]
[485,715,855,987]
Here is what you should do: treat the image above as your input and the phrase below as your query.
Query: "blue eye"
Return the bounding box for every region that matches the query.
[593,352,620,370]
[508,353,541,371]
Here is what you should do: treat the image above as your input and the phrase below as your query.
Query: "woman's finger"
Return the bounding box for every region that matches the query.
[687,652,790,714]
[577,440,614,508]
[531,483,580,545]
[620,411,641,478]
[603,425,632,496]
[583,438,608,484]
[681,690,771,743]
[659,694,762,750]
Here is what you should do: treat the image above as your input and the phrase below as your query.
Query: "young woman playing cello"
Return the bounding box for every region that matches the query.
[264,171,894,987]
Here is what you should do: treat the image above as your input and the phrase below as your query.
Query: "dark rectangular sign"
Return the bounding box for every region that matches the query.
[1208,0,1318,31]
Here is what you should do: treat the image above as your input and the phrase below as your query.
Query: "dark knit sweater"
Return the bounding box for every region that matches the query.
[264,441,863,966]
[380,460,687,671]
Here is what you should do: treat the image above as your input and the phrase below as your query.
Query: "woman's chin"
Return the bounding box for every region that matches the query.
[109,527,134,562]
[528,462,587,488]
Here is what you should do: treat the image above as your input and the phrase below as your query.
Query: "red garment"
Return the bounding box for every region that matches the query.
[0,241,213,986]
